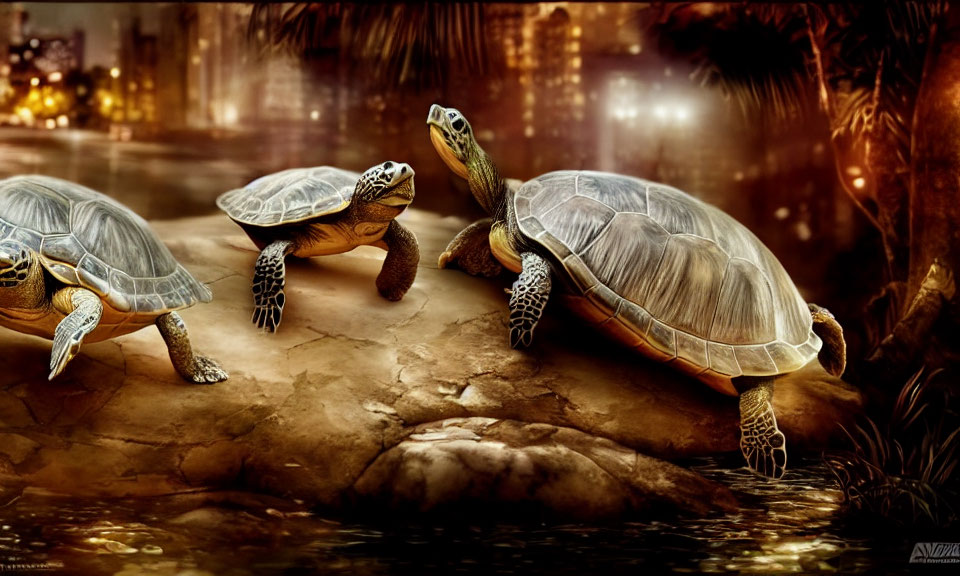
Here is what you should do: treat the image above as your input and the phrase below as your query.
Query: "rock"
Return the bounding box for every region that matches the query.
[0,210,864,518]
[352,417,738,520]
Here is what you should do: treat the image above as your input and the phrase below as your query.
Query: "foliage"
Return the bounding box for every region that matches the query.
[827,368,960,528]
[653,4,813,122]
[653,2,944,294]
[247,3,495,90]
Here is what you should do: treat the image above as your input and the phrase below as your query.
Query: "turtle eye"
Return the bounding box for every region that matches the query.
[452,118,465,132]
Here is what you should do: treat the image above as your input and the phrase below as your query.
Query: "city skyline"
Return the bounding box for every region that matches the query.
[16,3,160,67]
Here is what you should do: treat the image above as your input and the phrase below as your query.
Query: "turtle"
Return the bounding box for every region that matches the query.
[0,175,228,383]
[216,161,419,332]
[427,104,847,479]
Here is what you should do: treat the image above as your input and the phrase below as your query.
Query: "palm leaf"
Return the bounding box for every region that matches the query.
[653,3,812,122]
[248,2,495,90]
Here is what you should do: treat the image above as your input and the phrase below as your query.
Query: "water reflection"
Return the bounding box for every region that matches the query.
[0,458,917,575]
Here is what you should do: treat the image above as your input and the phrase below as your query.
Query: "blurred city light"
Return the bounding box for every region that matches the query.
[30,77,39,86]
[110,67,120,78]
[47,71,62,82]
[224,103,238,125]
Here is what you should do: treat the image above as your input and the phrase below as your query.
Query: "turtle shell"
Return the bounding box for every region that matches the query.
[216,167,359,227]
[0,175,211,313]
[514,171,821,390]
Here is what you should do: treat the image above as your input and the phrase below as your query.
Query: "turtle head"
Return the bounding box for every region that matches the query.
[0,240,33,288]
[427,104,475,180]
[427,104,505,219]
[354,161,416,218]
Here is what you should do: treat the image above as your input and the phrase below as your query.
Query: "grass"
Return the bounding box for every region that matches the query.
[827,367,960,529]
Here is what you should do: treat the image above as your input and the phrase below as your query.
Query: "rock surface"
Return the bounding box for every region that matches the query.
[0,210,863,519]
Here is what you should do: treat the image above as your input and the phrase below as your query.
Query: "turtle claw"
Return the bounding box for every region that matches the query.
[252,298,283,333]
[438,250,452,270]
[509,325,534,349]
[49,334,82,380]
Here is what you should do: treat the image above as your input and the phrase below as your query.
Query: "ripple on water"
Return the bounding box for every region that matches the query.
[0,457,918,575]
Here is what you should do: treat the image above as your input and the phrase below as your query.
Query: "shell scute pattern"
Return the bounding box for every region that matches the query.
[707,342,742,378]
[645,234,727,337]
[216,167,358,226]
[0,176,210,313]
[581,213,669,308]
[676,330,709,368]
[648,185,716,238]
[582,172,650,214]
[515,170,819,377]
[710,258,776,345]
[40,234,86,266]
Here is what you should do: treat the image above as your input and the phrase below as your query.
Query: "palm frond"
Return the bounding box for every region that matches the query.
[653,3,812,122]
[247,2,495,90]
[821,2,942,168]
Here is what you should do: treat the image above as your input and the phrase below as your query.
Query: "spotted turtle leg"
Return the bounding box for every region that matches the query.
[156,311,228,384]
[252,239,294,333]
[508,252,552,349]
[49,287,103,380]
[737,377,787,479]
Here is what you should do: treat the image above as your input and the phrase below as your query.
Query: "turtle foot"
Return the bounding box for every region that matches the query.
[439,220,502,278]
[438,248,502,278]
[377,284,406,302]
[740,427,787,480]
[739,380,787,479]
[252,239,292,334]
[183,355,229,384]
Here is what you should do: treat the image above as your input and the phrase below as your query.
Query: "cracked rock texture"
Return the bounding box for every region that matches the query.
[0,210,863,519]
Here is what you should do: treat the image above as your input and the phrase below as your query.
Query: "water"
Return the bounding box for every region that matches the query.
[0,456,935,575]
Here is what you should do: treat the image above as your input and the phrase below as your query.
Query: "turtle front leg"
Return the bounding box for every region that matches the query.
[156,311,228,384]
[252,239,294,333]
[736,377,787,479]
[376,220,420,301]
[508,252,552,349]
[439,218,503,277]
[50,287,103,380]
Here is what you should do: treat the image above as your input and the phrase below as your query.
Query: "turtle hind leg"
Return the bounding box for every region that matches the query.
[808,303,846,376]
[252,239,294,333]
[156,311,228,384]
[508,252,552,349]
[49,287,103,380]
[736,377,787,479]
[376,220,420,301]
